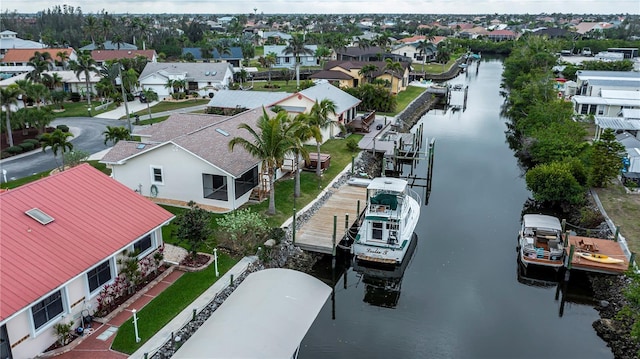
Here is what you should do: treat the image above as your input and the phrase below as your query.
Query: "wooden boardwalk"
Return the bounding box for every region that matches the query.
[295,184,367,254]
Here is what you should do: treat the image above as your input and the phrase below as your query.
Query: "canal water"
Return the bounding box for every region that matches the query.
[300,58,612,358]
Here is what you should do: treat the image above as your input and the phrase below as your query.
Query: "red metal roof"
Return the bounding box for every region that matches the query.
[0,164,174,321]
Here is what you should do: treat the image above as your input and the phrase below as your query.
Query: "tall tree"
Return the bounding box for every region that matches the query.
[358,64,378,84]
[288,113,315,198]
[384,58,404,94]
[589,128,627,188]
[69,51,99,107]
[26,51,53,84]
[103,125,131,145]
[283,33,314,89]
[141,88,159,120]
[0,86,21,147]
[308,99,337,177]
[229,108,299,215]
[40,128,74,170]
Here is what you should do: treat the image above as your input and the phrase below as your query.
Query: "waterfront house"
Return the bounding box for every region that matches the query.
[101,110,273,211]
[0,164,173,359]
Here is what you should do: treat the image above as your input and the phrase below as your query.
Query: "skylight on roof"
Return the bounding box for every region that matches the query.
[216,128,230,137]
[25,208,54,225]
[137,143,146,149]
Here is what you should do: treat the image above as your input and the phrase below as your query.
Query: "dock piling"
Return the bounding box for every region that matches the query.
[332,215,337,257]
[292,208,297,244]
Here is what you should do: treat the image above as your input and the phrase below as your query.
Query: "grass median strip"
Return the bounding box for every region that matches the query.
[110,252,238,354]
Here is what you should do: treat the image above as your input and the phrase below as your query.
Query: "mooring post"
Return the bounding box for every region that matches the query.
[351,155,355,174]
[345,213,349,230]
[561,219,566,233]
[564,231,570,247]
[567,245,575,271]
[192,308,196,321]
[230,274,234,286]
[614,226,620,241]
[292,208,297,244]
[629,252,636,270]
[332,215,337,257]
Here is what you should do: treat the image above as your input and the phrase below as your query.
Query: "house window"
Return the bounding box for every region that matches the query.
[134,234,153,255]
[580,104,589,115]
[188,82,198,91]
[235,166,258,199]
[285,57,291,63]
[87,260,112,293]
[150,166,164,184]
[597,106,604,116]
[202,174,228,201]
[32,291,64,330]
[588,105,597,115]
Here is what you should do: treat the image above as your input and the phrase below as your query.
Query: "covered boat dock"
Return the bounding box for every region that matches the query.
[172,268,331,359]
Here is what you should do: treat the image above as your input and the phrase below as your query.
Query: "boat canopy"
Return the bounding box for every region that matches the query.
[172,268,331,359]
[368,177,407,193]
[522,214,562,231]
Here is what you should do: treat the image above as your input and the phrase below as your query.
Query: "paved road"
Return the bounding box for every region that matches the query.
[0,117,124,181]
[0,104,207,182]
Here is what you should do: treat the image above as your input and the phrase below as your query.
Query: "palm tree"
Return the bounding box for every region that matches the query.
[374,31,393,53]
[283,33,314,89]
[111,33,125,50]
[164,79,175,95]
[69,51,99,107]
[358,64,378,84]
[13,79,32,109]
[43,72,63,90]
[314,46,332,68]
[229,108,299,215]
[103,126,131,145]
[0,86,21,147]
[287,113,316,198]
[40,129,74,170]
[416,40,430,77]
[308,99,337,177]
[141,88,159,120]
[265,52,277,83]
[56,51,70,70]
[27,83,50,109]
[84,15,99,45]
[213,41,232,62]
[436,41,451,72]
[384,59,404,94]
[26,52,53,84]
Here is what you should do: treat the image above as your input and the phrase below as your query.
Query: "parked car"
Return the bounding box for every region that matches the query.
[581,47,592,56]
[139,93,148,103]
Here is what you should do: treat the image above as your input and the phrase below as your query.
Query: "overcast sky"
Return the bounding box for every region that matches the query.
[2,0,639,15]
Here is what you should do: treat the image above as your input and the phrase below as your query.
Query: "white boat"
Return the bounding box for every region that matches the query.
[351,177,421,265]
[518,214,565,269]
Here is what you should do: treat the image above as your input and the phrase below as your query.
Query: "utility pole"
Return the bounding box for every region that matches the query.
[118,63,132,137]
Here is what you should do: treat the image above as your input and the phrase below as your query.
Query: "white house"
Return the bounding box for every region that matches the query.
[0,164,173,359]
[0,30,47,59]
[138,62,234,98]
[0,70,102,95]
[101,111,274,211]
[575,70,640,96]
[263,45,320,69]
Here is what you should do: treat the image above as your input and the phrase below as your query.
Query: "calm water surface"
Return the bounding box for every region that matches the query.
[300,58,612,359]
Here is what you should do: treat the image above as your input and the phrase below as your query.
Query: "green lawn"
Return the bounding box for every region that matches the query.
[52,101,118,118]
[130,99,210,118]
[110,252,238,354]
[413,59,459,74]
[251,80,300,93]
[391,86,428,116]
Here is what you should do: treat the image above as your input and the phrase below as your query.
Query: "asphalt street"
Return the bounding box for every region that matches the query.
[0,116,124,181]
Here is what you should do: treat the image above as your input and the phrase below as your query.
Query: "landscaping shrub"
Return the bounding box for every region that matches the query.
[18,142,35,151]
[216,209,270,255]
[346,137,359,152]
[6,146,23,155]
[24,138,40,146]
[56,124,70,132]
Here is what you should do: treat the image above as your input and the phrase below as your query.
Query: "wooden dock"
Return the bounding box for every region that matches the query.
[565,235,629,275]
[294,184,367,254]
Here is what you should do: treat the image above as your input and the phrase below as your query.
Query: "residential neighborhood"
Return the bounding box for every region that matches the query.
[0,7,639,359]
